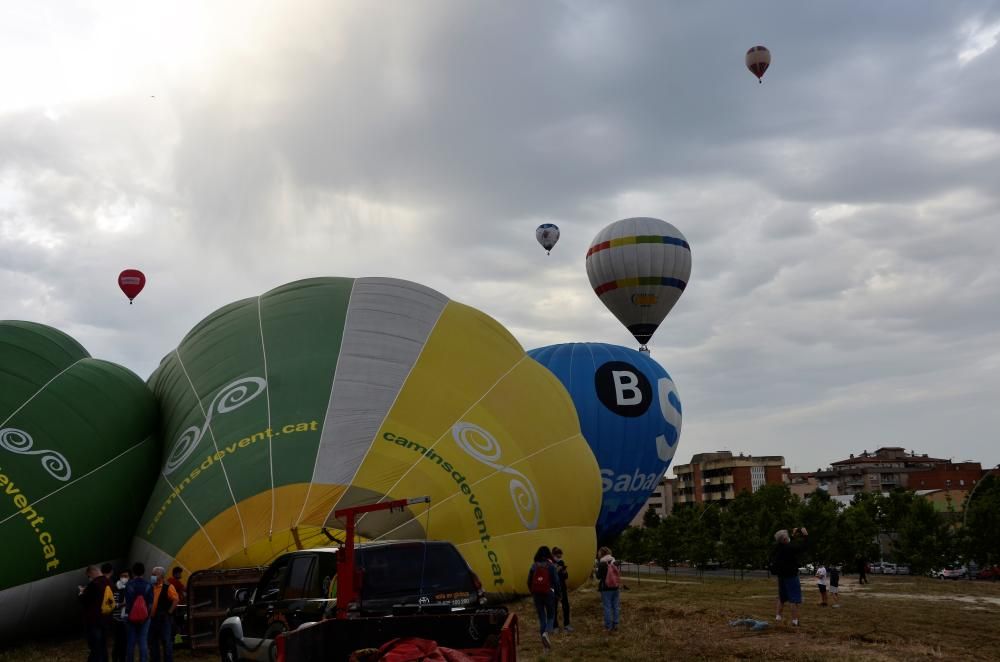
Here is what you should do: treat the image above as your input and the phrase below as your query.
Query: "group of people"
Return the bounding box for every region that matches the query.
[78,562,186,662]
[526,545,622,650]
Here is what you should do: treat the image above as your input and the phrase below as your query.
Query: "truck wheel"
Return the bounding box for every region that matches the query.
[219,634,240,662]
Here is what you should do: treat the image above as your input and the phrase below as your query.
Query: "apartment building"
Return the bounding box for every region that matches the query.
[815,446,983,496]
[630,477,676,526]
[673,451,785,505]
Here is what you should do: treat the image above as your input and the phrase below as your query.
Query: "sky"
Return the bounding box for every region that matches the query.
[2,1,999,475]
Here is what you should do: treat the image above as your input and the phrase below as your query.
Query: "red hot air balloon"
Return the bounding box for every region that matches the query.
[746,45,770,83]
[118,269,146,304]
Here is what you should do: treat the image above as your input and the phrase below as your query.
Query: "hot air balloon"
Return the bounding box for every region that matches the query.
[585,217,691,352]
[118,269,146,304]
[0,321,159,641]
[131,277,601,595]
[746,45,770,83]
[528,343,682,540]
[535,223,560,255]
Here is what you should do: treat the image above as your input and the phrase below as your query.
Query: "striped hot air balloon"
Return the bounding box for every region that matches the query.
[746,45,771,82]
[131,277,601,595]
[585,218,692,351]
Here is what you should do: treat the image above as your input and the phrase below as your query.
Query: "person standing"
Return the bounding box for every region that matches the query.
[167,567,187,646]
[815,563,829,607]
[149,566,180,662]
[124,562,154,662]
[527,546,559,650]
[551,547,573,633]
[858,557,869,585]
[596,546,621,633]
[770,527,808,626]
[79,565,111,662]
[111,569,131,662]
[829,564,841,607]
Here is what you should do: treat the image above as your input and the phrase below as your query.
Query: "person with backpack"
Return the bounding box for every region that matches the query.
[596,546,621,633]
[551,546,573,633]
[78,564,112,662]
[124,562,154,662]
[526,546,559,650]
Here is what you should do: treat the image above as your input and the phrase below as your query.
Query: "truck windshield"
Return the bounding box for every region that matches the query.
[358,544,470,599]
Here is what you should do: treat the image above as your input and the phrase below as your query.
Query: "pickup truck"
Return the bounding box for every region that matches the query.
[219,540,487,662]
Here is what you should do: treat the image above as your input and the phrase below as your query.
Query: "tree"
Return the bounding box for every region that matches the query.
[719,492,762,577]
[895,497,952,573]
[799,490,841,565]
[650,515,685,571]
[837,499,880,569]
[642,507,662,529]
[964,474,1000,566]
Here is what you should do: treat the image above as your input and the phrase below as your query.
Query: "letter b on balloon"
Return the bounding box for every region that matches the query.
[596,362,652,417]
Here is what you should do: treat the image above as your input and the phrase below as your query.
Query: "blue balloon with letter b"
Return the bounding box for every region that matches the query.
[527,342,682,539]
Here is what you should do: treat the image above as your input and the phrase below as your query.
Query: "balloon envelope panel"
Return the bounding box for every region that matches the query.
[133,277,601,593]
[0,321,159,639]
[528,343,682,539]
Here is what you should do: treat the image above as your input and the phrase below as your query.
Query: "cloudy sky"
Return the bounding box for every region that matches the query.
[3,1,999,474]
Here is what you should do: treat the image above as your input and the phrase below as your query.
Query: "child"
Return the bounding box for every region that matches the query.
[815,563,828,607]
[828,564,841,607]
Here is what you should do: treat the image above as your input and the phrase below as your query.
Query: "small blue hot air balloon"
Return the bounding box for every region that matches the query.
[528,342,682,540]
[535,223,560,255]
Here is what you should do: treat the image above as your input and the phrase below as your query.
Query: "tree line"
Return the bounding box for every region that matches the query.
[611,474,1000,575]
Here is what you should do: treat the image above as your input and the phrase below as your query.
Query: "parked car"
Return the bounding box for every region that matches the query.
[882,563,897,575]
[894,564,910,575]
[940,565,968,580]
[798,563,815,576]
[219,541,486,662]
[870,563,884,574]
[976,566,1000,581]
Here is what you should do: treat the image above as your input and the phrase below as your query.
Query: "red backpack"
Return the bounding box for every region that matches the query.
[128,594,149,623]
[529,563,552,594]
[604,561,621,589]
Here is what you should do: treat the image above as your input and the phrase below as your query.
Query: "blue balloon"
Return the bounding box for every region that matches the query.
[527,343,682,539]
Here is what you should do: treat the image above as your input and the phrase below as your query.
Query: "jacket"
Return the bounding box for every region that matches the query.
[79,575,112,626]
[151,582,179,618]
[770,537,808,578]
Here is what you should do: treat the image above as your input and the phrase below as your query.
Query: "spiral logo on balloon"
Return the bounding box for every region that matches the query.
[0,427,72,481]
[451,422,540,530]
[163,377,267,475]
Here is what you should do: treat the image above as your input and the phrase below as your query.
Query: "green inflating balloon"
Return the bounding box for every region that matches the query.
[0,321,159,640]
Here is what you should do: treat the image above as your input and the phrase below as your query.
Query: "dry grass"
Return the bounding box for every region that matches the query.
[509,574,1000,662]
[4,576,998,661]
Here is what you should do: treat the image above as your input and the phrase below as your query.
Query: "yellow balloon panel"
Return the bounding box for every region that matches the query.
[351,302,601,592]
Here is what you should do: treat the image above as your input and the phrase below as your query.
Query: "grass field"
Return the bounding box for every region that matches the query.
[4,574,999,661]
